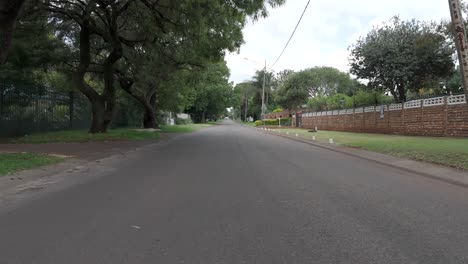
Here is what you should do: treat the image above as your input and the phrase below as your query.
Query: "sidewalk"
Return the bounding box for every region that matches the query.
[258,128,468,188]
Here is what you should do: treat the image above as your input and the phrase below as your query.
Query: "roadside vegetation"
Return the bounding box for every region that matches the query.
[240,121,257,127]
[9,128,161,144]
[1,1,286,139]
[231,16,462,121]
[8,124,216,144]
[0,153,62,176]
[160,124,214,133]
[271,129,468,170]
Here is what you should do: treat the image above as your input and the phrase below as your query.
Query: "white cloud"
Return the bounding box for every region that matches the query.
[226,0,451,84]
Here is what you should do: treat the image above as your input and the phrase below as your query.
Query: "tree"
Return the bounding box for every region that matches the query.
[349,16,455,102]
[186,61,232,123]
[42,0,286,132]
[1,10,69,84]
[0,0,27,64]
[303,67,355,96]
[276,71,310,111]
[275,69,294,86]
[447,66,464,94]
[233,81,256,121]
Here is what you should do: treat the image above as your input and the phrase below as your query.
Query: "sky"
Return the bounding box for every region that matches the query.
[226,0,452,84]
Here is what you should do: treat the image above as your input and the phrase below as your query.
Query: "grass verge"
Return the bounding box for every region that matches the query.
[161,124,213,133]
[0,153,62,176]
[9,128,160,144]
[270,128,468,170]
[240,121,256,127]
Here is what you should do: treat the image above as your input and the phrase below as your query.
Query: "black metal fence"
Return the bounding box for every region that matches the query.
[0,80,91,137]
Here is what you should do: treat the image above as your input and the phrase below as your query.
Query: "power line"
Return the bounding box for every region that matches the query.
[269,0,310,70]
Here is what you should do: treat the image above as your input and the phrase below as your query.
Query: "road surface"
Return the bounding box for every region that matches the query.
[1,121,468,263]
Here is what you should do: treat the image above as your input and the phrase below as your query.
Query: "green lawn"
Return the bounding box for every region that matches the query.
[160,124,213,133]
[240,121,256,127]
[9,128,161,144]
[8,124,215,144]
[0,153,62,176]
[270,128,468,170]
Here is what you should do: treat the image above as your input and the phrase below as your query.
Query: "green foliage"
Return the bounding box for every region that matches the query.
[233,81,258,121]
[308,90,394,110]
[349,16,455,101]
[255,118,290,126]
[32,0,287,132]
[352,90,394,106]
[303,67,357,96]
[307,96,328,111]
[175,117,193,125]
[325,93,353,109]
[1,11,70,89]
[276,71,310,110]
[272,108,283,113]
[447,67,464,95]
[276,67,358,110]
[185,60,233,123]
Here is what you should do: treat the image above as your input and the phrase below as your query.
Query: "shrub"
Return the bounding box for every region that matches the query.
[175,117,192,125]
[272,108,283,113]
[255,118,291,126]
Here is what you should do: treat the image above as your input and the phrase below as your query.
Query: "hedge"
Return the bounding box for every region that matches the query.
[255,118,291,126]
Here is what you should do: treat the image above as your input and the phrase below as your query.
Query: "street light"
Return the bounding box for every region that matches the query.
[244,57,267,127]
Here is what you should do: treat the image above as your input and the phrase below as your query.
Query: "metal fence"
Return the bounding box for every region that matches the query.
[0,80,91,137]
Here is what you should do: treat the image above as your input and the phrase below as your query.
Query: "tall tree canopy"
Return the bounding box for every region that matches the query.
[349,16,455,102]
[274,67,357,110]
[34,0,285,132]
[186,61,232,123]
[275,70,310,111]
[0,0,27,64]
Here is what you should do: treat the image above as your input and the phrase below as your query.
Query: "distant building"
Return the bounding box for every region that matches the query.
[177,113,191,120]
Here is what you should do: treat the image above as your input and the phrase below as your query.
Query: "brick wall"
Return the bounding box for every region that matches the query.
[265,110,292,119]
[294,95,468,137]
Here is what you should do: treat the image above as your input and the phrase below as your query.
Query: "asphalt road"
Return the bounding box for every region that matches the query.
[1,121,468,264]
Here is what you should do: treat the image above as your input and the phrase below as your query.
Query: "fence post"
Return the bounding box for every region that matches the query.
[69,91,74,129]
[352,107,355,131]
[387,104,390,132]
[0,81,3,119]
[402,102,406,135]
[362,107,365,132]
[420,99,424,135]
[444,96,448,136]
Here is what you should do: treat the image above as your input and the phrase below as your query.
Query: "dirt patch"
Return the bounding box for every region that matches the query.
[0,133,174,161]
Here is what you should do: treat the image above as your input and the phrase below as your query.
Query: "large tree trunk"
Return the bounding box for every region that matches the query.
[89,99,108,133]
[142,93,158,129]
[201,112,206,123]
[119,80,159,129]
[0,0,26,64]
[73,18,118,133]
[397,84,407,102]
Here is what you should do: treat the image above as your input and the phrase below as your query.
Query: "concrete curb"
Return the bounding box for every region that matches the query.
[256,127,468,189]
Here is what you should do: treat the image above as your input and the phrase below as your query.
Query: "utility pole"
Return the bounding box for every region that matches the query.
[261,59,266,126]
[448,0,468,104]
